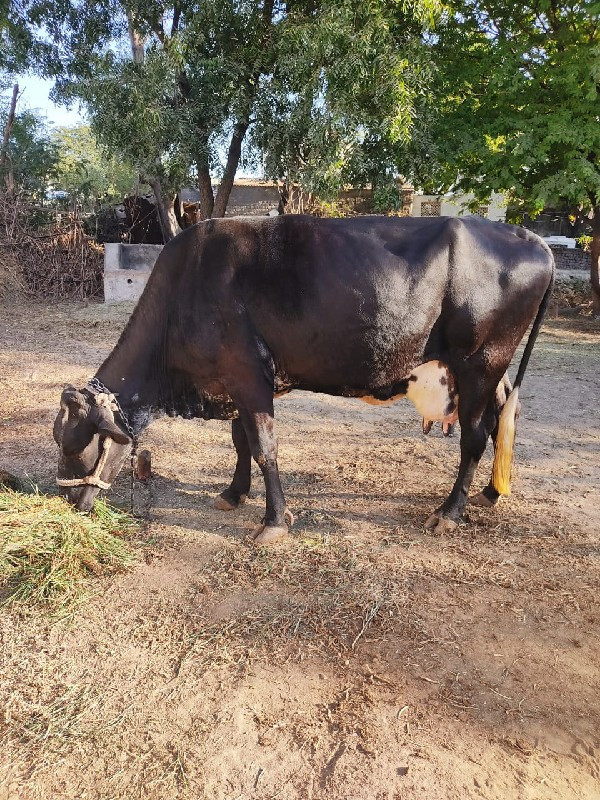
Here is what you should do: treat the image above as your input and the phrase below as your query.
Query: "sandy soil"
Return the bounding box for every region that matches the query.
[0,299,599,800]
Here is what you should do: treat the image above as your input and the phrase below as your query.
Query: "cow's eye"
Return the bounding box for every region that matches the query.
[61,426,95,457]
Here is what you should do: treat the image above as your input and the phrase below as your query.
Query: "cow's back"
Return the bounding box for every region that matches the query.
[158,215,553,396]
[232,215,551,393]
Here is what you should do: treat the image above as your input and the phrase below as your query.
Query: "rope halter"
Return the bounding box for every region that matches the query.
[56,437,114,490]
[56,386,129,492]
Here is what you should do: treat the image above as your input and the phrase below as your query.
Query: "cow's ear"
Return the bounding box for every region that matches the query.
[97,417,132,446]
[53,408,67,445]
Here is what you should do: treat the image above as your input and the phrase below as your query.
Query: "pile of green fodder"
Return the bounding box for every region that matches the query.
[0,489,137,611]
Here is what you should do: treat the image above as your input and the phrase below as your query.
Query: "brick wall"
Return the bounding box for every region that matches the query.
[549,245,589,271]
[224,184,280,216]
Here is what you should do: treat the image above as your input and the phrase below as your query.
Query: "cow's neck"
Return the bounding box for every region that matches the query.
[94,312,168,435]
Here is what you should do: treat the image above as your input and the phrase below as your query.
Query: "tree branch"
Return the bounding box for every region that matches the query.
[127,12,145,63]
[0,83,19,175]
[172,2,181,37]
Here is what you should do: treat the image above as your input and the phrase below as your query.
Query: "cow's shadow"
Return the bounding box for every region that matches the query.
[110,469,439,543]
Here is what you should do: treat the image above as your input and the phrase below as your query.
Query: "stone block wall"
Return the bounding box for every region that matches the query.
[224,184,281,216]
[104,242,163,303]
[411,192,506,222]
[549,245,589,271]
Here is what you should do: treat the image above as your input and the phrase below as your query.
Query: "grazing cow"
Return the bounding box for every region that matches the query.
[53,215,554,542]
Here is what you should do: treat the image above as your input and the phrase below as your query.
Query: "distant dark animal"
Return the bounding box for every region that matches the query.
[53,215,554,543]
[83,206,127,244]
[180,201,200,228]
[123,195,164,244]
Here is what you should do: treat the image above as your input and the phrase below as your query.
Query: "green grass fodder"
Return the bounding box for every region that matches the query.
[0,489,137,609]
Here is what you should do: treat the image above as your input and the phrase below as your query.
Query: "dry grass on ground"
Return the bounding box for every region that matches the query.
[0,299,598,800]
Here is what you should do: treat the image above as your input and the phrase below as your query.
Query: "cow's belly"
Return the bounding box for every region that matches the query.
[362,360,459,424]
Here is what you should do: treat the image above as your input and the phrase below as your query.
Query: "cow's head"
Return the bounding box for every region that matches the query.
[53,385,132,511]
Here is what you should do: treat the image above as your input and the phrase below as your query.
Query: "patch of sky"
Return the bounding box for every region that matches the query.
[2,75,87,129]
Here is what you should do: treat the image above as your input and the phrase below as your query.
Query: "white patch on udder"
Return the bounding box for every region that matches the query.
[407,361,458,424]
[361,360,459,423]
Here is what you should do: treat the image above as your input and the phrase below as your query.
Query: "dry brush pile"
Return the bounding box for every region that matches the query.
[0,192,104,300]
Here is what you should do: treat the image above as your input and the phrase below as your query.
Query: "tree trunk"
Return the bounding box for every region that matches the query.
[164,195,180,240]
[198,163,214,219]
[0,83,19,182]
[127,12,145,64]
[212,121,249,218]
[591,209,600,316]
[148,176,180,242]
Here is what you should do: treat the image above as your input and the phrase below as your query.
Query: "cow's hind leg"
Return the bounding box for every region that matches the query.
[470,374,518,508]
[214,417,252,511]
[468,424,502,508]
[425,370,500,533]
[469,394,503,508]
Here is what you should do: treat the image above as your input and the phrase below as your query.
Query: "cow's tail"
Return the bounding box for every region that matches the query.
[492,265,554,496]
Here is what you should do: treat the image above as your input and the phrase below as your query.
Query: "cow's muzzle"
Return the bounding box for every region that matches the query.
[63,484,99,512]
[56,437,114,492]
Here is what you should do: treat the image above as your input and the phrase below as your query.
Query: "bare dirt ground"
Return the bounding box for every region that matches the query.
[0,299,599,800]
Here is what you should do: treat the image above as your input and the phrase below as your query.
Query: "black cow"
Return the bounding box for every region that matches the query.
[53,215,554,542]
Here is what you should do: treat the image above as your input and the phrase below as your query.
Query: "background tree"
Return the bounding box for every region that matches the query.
[410,0,600,312]
[13,0,284,236]
[51,125,137,211]
[10,0,440,235]
[0,106,58,199]
[254,0,438,207]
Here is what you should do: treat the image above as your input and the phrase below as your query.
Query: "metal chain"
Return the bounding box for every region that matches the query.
[130,438,138,516]
[87,376,142,516]
[87,376,135,440]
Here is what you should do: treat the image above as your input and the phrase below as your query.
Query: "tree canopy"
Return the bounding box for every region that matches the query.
[409,0,600,308]
[5,0,441,234]
[254,0,438,204]
[51,125,137,209]
[0,105,58,199]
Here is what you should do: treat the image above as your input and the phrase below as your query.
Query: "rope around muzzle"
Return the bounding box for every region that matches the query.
[56,389,131,493]
[56,436,114,491]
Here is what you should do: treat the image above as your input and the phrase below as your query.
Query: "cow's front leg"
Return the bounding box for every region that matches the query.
[236,404,292,545]
[214,417,252,511]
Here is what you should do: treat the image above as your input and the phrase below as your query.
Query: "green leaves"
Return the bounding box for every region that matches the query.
[0,107,58,200]
[51,125,137,207]
[11,0,441,211]
[256,0,438,197]
[413,0,600,218]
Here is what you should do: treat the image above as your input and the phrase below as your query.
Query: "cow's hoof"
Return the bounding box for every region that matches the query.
[252,524,289,545]
[284,507,294,526]
[424,513,459,534]
[213,493,247,511]
[470,492,499,508]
